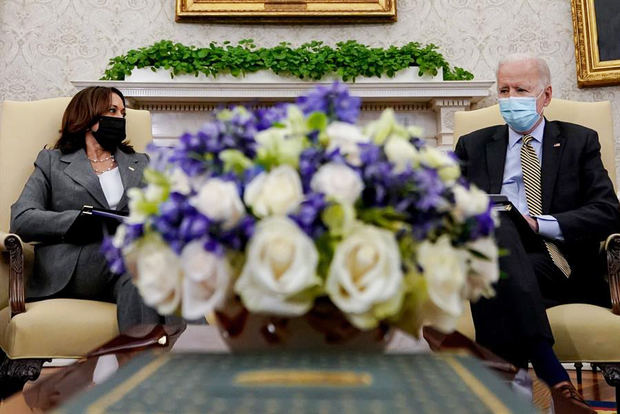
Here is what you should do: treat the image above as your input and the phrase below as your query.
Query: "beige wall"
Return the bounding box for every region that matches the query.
[2,0,620,172]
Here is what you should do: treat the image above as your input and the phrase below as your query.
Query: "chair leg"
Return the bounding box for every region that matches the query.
[591,363,597,376]
[574,362,583,385]
[0,349,46,400]
[597,363,620,406]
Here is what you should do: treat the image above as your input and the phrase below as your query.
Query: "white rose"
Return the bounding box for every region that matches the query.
[112,224,127,249]
[255,128,305,168]
[235,217,320,316]
[126,184,166,225]
[326,225,404,329]
[190,178,245,229]
[384,137,420,172]
[144,183,167,203]
[452,185,491,222]
[464,237,499,301]
[417,236,468,331]
[126,188,147,224]
[325,122,369,166]
[180,241,231,319]
[134,237,182,315]
[310,163,364,205]
[244,165,303,217]
[169,167,192,195]
[419,147,460,183]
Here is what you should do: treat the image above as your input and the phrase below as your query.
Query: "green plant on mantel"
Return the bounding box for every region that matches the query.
[101,39,474,82]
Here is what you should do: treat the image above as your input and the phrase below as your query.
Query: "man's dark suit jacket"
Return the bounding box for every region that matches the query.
[10,148,148,299]
[455,119,620,304]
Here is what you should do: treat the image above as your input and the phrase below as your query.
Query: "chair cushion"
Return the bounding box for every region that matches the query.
[0,299,119,359]
[547,303,620,362]
[456,303,620,363]
[455,303,476,340]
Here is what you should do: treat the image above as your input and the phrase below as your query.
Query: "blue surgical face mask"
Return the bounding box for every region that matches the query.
[498,90,544,133]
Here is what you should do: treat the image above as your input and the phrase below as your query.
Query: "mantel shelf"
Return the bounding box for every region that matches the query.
[71,80,495,104]
[71,79,495,147]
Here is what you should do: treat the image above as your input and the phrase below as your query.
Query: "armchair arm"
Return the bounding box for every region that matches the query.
[604,233,620,315]
[0,231,26,317]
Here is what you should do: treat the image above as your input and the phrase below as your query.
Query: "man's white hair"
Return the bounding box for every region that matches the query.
[496,53,551,90]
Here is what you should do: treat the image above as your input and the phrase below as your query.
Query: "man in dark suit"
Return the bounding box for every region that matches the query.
[455,54,620,413]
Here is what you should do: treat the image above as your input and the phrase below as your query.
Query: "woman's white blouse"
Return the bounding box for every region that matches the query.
[98,167,124,210]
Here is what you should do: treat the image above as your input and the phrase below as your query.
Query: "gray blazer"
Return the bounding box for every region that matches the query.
[10,148,148,298]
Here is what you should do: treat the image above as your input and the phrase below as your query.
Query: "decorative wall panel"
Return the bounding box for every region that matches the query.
[1,0,619,175]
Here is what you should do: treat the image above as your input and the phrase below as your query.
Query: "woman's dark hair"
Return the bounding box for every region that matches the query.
[54,86,135,154]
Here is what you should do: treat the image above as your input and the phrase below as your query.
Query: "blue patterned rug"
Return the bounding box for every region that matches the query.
[588,400,617,413]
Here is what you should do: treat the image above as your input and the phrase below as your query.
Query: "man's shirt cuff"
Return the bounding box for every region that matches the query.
[536,215,564,241]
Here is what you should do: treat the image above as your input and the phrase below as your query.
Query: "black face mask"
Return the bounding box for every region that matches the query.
[92,116,126,151]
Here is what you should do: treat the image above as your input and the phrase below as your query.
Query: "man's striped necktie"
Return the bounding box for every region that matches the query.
[520,134,571,278]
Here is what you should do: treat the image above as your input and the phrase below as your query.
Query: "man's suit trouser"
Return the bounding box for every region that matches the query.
[470,212,554,368]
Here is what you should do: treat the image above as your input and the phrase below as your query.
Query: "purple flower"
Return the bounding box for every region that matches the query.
[168,107,260,177]
[216,215,256,251]
[152,193,209,252]
[288,192,327,238]
[467,203,495,239]
[256,103,289,131]
[146,143,174,172]
[299,148,325,191]
[296,82,361,123]
[358,143,382,165]
[411,168,445,211]
[178,214,210,242]
[101,236,126,275]
[124,223,144,244]
[203,238,225,256]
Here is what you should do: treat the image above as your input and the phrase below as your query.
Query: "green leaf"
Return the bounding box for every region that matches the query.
[357,206,408,231]
[306,112,328,131]
[100,39,474,81]
[143,168,169,186]
[219,149,253,175]
[321,203,355,237]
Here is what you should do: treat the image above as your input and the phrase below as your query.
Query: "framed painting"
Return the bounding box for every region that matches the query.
[571,0,620,87]
[175,0,397,23]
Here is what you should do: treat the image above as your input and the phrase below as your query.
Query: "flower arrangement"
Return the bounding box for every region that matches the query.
[104,83,498,337]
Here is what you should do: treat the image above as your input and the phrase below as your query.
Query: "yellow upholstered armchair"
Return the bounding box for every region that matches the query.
[0,97,152,393]
[453,99,620,402]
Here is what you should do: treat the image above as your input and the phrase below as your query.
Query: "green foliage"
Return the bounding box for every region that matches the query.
[357,206,409,232]
[314,231,338,279]
[101,40,474,82]
[219,149,253,175]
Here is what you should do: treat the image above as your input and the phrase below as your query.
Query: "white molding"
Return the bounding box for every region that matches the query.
[124,67,446,84]
[71,80,494,104]
[71,79,494,146]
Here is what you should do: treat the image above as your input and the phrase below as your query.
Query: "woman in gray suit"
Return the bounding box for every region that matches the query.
[10,86,183,333]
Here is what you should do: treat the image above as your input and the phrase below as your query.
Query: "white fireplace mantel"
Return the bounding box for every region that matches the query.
[71,80,495,148]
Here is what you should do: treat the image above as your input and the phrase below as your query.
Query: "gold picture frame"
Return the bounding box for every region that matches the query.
[571,0,620,87]
[175,0,397,23]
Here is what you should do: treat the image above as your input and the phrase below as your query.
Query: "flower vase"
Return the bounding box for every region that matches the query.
[211,299,392,352]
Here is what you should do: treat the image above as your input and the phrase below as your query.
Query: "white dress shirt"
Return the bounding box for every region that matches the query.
[500,119,564,241]
[98,167,124,210]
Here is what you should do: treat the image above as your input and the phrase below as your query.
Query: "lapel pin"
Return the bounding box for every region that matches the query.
[553,143,561,147]
[128,166,135,171]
